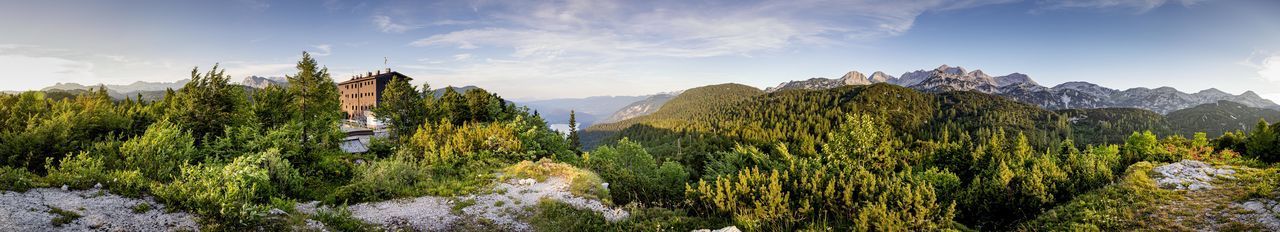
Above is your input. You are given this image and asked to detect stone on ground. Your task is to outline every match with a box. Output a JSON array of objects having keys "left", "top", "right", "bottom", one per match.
[
  {"left": 0, "top": 187, "right": 199, "bottom": 231},
  {"left": 1152, "top": 160, "right": 1235, "bottom": 190}
]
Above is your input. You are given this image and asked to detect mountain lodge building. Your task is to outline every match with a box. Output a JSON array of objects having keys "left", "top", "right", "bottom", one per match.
[{"left": 337, "top": 68, "right": 410, "bottom": 126}]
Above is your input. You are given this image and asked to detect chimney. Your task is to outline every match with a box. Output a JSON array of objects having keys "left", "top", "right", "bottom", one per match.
[
  {"left": 367, "top": 72, "right": 372, "bottom": 77},
  {"left": 386, "top": 68, "right": 391, "bottom": 73},
  {"left": 376, "top": 70, "right": 381, "bottom": 75}
]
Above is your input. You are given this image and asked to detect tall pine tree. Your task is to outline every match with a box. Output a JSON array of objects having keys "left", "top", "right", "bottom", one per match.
[
  {"left": 569, "top": 110, "right": 581, "bottom": 151},
  {"left": 285, "top": 52, "right": 342, "bottom": 156}
]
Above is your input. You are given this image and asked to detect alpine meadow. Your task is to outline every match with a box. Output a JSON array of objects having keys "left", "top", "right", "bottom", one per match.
[{"left": 3, "top": 0, "right": 1280, "bottom": 231}]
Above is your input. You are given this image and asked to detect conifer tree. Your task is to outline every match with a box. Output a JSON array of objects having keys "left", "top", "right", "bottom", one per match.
[
  {"left": 437, "top": 87, "right": 468, "bottom": 124},
  {"left": 285, "top": 52, "right": 342, "bottom": 155},
  {"left": 373, "top": 76, "right": 425, "bottom": 142},
  {"left": 164, "top": 64, "right": 253, "bottom": 144},
  {"left": 253, "top": 84, "right": 291, "bottom": 129},
  {"left": 1246, "top": 119, "right": 1277, "bottom": 161},
  {"left": 568, "top": 110, "right": 581, "bottom": 151}
]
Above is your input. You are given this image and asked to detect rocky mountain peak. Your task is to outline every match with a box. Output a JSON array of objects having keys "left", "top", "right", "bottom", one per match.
[
  {"left": 840, "top": 71, "right": 872, "bottom": 85},
  {"left": 995, "top": 73, "right": 1037, "bottom": 87},
  {"left": 1194, "top": 88, "right": 1230, "bottom": 98},
  {"left": 935, "top": 64, "right": 966, "bottom": 75},
  {"left": 869, "top": 71, "right": 894, "bottom": 83}
]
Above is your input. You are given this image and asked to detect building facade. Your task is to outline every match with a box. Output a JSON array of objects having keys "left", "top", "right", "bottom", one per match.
[{"left": 337, "top": 68, "right": 411, "bottom": 124}]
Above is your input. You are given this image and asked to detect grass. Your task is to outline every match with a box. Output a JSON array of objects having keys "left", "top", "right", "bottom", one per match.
[
  {"left": 48, "top": 205, "right": 82, "bottom": 226},
  {"left": 131, "top": 202, "right": 152, "bottom": 214},
  {"left": 452, "top": 198, "right": 477, "bottom": 215},
  {"left": 525, "top": 199, "right": 612, "bottom": 231},
  {"left": 313, "top": 205, "right": 379, "bottom": 232}
]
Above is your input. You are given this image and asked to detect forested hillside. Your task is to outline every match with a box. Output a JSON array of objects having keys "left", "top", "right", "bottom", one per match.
[
  {"left": 1167, "top": 100, "right": 1280, "bottom": 137},
  {"left": 582, "top": 83, "right": 1280, "bottom": 230}
]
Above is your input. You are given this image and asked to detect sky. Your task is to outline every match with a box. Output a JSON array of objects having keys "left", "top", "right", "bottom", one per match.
[{"left": 1, "top": 0, "right": 1279, "bottom": 101}]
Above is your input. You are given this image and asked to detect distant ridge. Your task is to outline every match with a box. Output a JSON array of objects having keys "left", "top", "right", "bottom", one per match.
[{"left": 764, "top": 64, "right": 1280, "bottom": 114}]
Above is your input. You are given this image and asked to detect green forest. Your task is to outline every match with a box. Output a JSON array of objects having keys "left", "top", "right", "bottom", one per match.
[{"left": 3, "top": 54, "right": 1280, "bottom": 231}]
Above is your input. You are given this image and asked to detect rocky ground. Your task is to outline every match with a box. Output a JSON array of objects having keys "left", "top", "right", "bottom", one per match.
[
  {"left": 0, "top": 186, "right": 199, "bottom": 231},
  {"left": 299, "top": 177, "right": 627, "bottom": 231},
  {"left": 1149, "top": 160, "right": 1280, "bottom": 231}
]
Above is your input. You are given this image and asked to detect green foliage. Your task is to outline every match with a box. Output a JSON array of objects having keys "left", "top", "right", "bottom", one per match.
[
  {"left": 373, "top": 76, "right": 425, "bottom": 142},
  {"left": 313, "top": 205, "right": 379, "bottom": 232},
  {"left": 252, "top": 84, "right": 292, "bottom": 130},
  {"left": 165, "top": 64, "right": 253, "bottom": 143},
  {"left": 1058, "top": 108, "right": 1172, "bottom": 145},
  {"left": 411, "top": 119, "right": 526, "bottom": 165},
  {"left": 119, "top": 121, "right": 195, "bottom": 181},
  {"left": 131, "top": 202, "right": 153, "bottom": 214},
  {"left": 1245, "top": 119, "right": 1280, "bottom": 162},
  {"left": 569, "top": 110, "right": 581, "bottom": 151},
  {"left": 44, "top": 152, "right": 109, "bottom": 189},
  {"left": 286, "top": 52, "right": 344, "bottom": 156},
  {"left": 152, "top": 149, "right": 300, "bottom": 226},
  {"left": 526, "top": 200, "right": 611, "bottom": 231},
  {"left": 0, "top": 165, "right": 43, "bottom": 191},
  {"left": 1020, "top": 162, "right": 1170, "bottom": 231},
  {"left": 330, "top": 154, "right": 489, "bottom": 203},
  {"left": 0, "top": 89, "right": 132, "bottom": 173},
  {"left": 1167, "top": 100, "right": 1280, "bottom": 138},
  {"left": 48, "top": 206, "right": 82, "bottom": 226},
  {"left": 586, "top": 138, "right": 689, "bottom": 204}
]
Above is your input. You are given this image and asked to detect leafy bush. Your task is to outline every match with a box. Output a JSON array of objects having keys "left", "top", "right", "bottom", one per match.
[
  {"left": 586, "top": 138, "right": 689, "bottom": 205},
  {"left": 103, "top": 170, "right": 151, "bottom": 197},
  {"left": 1020, "top": 162, "right": 1169, "bottom": 231},
  {"left": 152, "top": 149, "right": 300, "bottom": 226},
  {"left": 330, "top": 154, "right": 489, "bottom": 203},
  {"left": 526, "top": 199, "right": 611, "bottom": 231},
  {"left": 0, "top": 166, "right": 43, "bottom": 191},
  {"left": 43, "top": 152, "right": 109, "bottom": 189},
  {"left": 120, "top": 121, "right": 195, "bottom": 181},
  {"left": 411, "top": 119, "right": 526, "bottom": 165}
]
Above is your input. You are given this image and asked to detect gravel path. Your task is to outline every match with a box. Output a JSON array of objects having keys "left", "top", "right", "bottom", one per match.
[
  {"left": 0, "top": 187, "right": 199, "bottom": 231},
  {"left": 303, "top": 177, "right": 627, "bottom": 231}
]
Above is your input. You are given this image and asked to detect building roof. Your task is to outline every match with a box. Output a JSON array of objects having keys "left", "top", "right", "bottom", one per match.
[{"left": 337, "top": 69, "right": 412, "bottom": 85}]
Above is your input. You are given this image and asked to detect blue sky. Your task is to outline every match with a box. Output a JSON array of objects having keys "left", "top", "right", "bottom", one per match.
[{"left": 1, "top": 0, "right": 1279, "bottom": 101}]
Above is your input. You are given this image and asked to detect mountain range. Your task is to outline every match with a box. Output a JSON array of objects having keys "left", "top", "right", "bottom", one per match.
[
  {"left": 241, "top": 76, "right": 288, "bottom": 89},
  {"left": 37, "top": 80, "right": 189, "bottom": 101},
  {"left": 766, "top": 64, "right": 1280, "bottom": 114}
]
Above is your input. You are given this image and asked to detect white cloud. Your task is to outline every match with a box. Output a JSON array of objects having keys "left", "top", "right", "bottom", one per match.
[
  {"left": 453, "top": 53, "right": 472, "bottom": 61},
  {"left": 413, "top": 1, "right": 1013, "bottom": 59},
  {"left": 1038, "top": 0, "right": 1207, "bottom": 13},
  {"left": 372, "top": 15, "right": 421, "bottom": 33},
  {"left": 0, "top": 54, "right": 97, "bottom": 90},
  {"left": 404, "top": 0, "right": 1016, "bottom": 98},
  {"left": 1257, "top": 55, "right": 1280, "bottom": 82},
  {"left": 1242, "top": 51, "right": 1280, "bottom": 82},
  {"left": 0, "top": 44, "right": 188, "bottom": 91},
  {"left": 223, "top": 61, "right": 296, "bottom": 79},
  {"left": 311, "top": 44, "right": 333, "bottom": 57}
]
